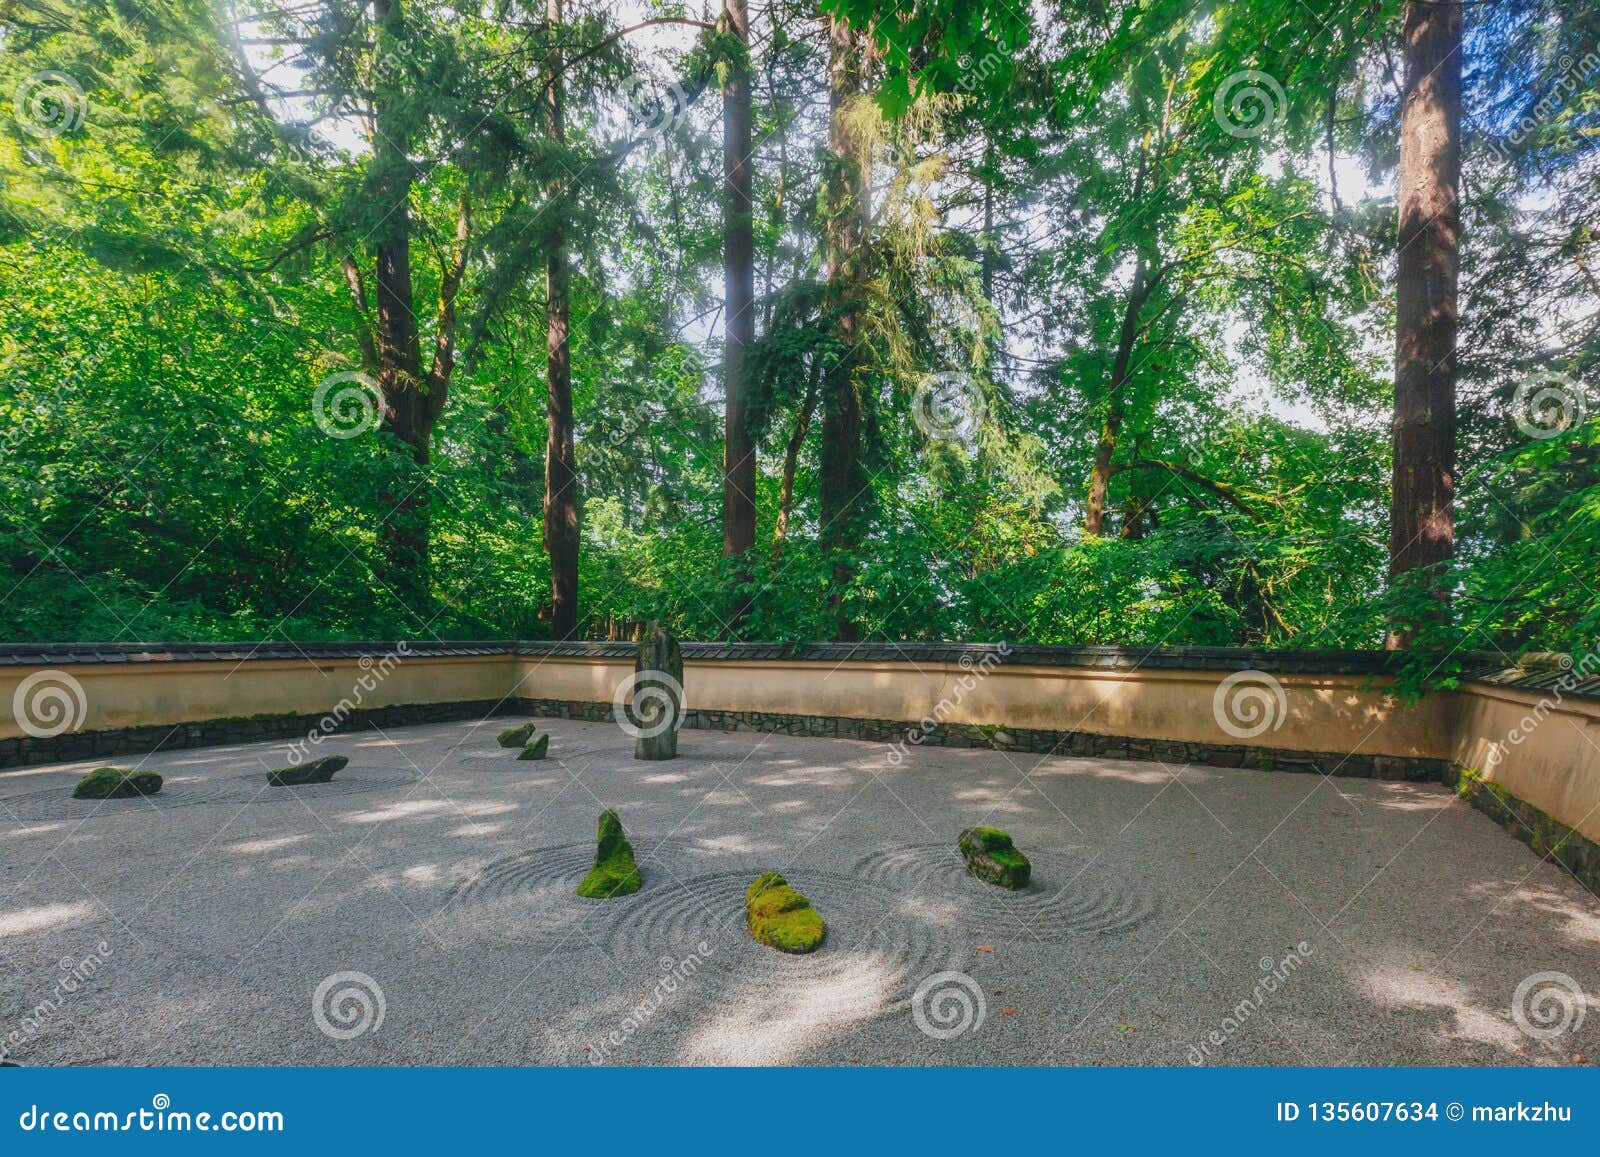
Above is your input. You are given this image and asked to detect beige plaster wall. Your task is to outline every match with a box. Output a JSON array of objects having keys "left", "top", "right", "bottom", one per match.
[
  {"left": 1454, "top": 681, "right": 1600, "bottom": 846},
  {"left": 6, "top": 650, "right": 1596, "bottom": 846},
  {"left": 0, "top": 653, "right": 515, "bottom": 739}
]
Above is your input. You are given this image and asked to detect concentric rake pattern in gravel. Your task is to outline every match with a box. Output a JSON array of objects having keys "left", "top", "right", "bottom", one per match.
[
  {"left": 437, "top": 836, "right": 715, "bottom": 949},
  {"left": 0, "top": 769, "right": 422, "bottom": 822},
  {"left": 604, "top": 869, "right": 966, "bottom": 1012},
  {"left": 852, "top": 843, "right": 1157, "bottom": 939}
]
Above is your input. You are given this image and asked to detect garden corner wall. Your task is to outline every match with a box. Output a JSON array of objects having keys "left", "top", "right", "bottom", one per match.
[{"left": 1, "top": 641, "right": 1596, "bottom": 890}]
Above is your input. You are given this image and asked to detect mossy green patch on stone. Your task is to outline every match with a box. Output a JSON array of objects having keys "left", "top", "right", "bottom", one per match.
[
  {"left": 577, "top": 809, "right": 642, "bottom": 898},
  {"left": 72, "top": 767, "right": 162, "bottom": 800},
  {"left": 267, "top": 755, "right": 348, "bottom": 786},
  {"left": 745, "top": 872, "right": 826, "bottom": 954},
  {"left": 958, "top": 826, "right": 1031, "bottom": 889},
  {"left": 517, "top": 734, "right": 550, "bottom": 761},
  {"left": 497, "top": 722, "right": 536, "bottom": 748}
]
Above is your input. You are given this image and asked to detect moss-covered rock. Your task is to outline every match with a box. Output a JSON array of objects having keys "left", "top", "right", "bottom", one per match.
[
  {"left": 517, "top": 734, "right": 550, "bottom": 761},
  {"left": 72, "top": 767, "right": 162, "bottom": 800},
  {"left": 577, "top": 809, "right": 642, "bottom": 898},
  {"left": 745, "top": 872, "right": 826, "bottom": 954},
  {"left": 267, "top": 755, "right": 348, "bottom": 786},
  {"left": 958, "top": 826, "right": 1031, "bottom": 889},
  {"left": 497, "top": 722, "right": 536, "bottom": 748}
]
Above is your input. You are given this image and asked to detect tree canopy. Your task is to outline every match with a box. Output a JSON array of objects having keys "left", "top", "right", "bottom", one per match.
[{"left": 0, "top": 0, "right": 1594, "bottom": 673}]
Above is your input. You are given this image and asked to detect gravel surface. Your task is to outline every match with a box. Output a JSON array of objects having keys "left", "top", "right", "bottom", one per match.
[{"left": 1, "top": 717, "right": 1596, "bottom": 1066}]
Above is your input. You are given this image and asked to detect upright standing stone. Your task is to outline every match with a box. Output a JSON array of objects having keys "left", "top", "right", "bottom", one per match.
[{"left": 633, "top": 622, "right": 683, "bottom": 761}]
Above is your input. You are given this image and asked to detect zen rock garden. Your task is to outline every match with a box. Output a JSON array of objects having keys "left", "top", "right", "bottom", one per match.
[{"left": 13, "top": 709, "right": 1600, "bottom": 1068}]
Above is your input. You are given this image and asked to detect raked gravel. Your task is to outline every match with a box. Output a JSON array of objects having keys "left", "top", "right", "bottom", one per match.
[{"left": 1, "top": 716, "right": 1596, "bottom": 1066}]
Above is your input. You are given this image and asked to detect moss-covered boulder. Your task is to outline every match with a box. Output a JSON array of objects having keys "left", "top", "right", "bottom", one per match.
[
  {"left": 497, "top": 722, "right": 536, "bottom": 748},
  {"left": 72, "top": 767, "right": 162, "bottom": 800},
  {"left": 267, "top": 755, "right": 348, "bottom": 786},
  {"left": 745, "top": 872, "right": 826, "bottom": 954},
  {"left": 958, "top": 826, "right": 1031, "bottom": 889},
  {"left": 577, "top": 809, "right": 642, "bottom": 898},
  {"left": 517, "top": 734, "right": 550, "bottom": 761}
]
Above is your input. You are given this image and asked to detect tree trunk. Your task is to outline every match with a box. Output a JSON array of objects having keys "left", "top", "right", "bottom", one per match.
[
  {"left": 720, "top": 0, "right": 757, "bottom": 566},
  {"left": 819, "top": 15, "right": 869, "bottom": 642},
  {"left": 369, "top": 0, "right": 431, "bottom": 613},
  {"left": 543, "top": 0, "right": 580, "bottom": 639},
  {"left": 1084, "top": 255, "right": 1153, "bottom": 537},
  {"left": 774, "top": 360, "right": 821, "bottom": 549},
  {"left": 1388, "top": 0, "right": 1461, "bottom": 647}
]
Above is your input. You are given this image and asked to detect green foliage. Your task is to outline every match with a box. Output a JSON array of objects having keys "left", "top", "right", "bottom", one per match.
[{"left": 0, "top": 0, "right": 1590, "bottom": 664}]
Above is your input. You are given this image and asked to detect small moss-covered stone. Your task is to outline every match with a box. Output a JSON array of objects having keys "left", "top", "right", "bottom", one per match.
[
  {"left": 72, "top": 767, "right": 162, "bottom": 800},
  {"left": 517, "top": 734, "right": 550, "bottom": 761},
  {"left": 497, "top": 722, "right": 536, "bottom": 748},
  {"left": 958, "top": 826, "right": 1031, "bottom": 889},
  {"left": 745, "top": 872, "right": 826, "bottom": 954},
  {"left": 577, "top": 809, "right": 642, "bottom": 898},
  {"left": 267, "top": 755, "right": 348, "bottom": 786}
]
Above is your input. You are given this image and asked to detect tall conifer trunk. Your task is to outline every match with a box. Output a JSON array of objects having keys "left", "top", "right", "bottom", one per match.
[{"left": 1388, "top": 0, "right": 1461, "bottom": 646}]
